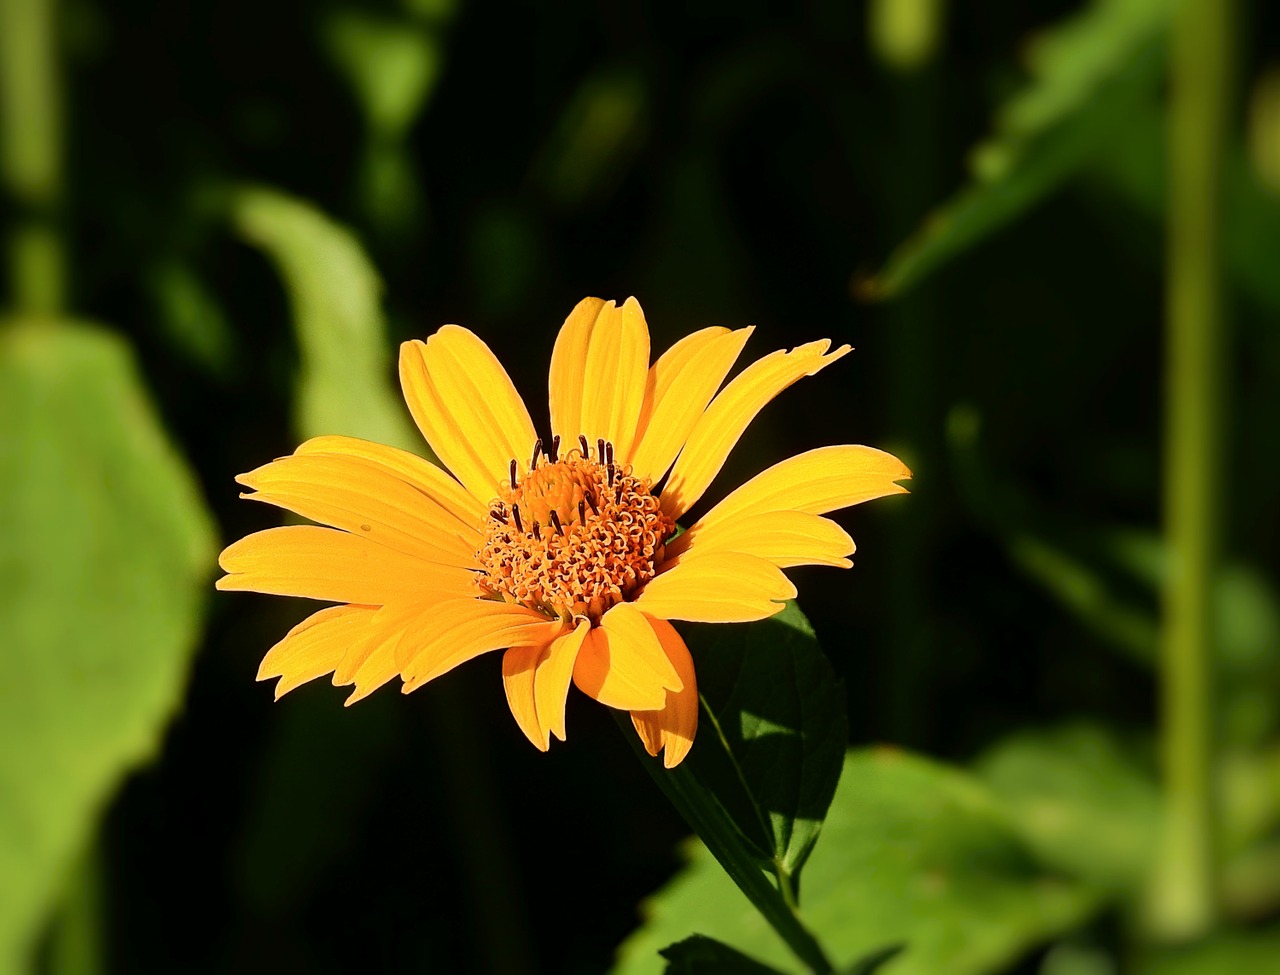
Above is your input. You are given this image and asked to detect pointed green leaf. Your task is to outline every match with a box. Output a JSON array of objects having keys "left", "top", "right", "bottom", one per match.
[
  {"left": 659, "top": 935, "right": 788, "bottom": 974},
  {"left": 0, "top": 320, "right": 216, "bottom": 970}
]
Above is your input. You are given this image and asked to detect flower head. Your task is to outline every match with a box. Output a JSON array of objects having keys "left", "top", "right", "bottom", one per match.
[{"left": 218, "top": 297, "right": 910, "bottom": 766}]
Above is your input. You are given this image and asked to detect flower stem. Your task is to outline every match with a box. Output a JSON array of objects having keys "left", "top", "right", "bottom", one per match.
[
  {"left": 1145, "top": 0, "right": 1233, "bottom": 940},
  {"left": 0, "top": 0, "right": 65, "bottom": 315}
]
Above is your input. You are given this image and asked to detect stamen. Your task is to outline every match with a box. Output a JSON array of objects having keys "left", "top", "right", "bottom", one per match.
[
  {"left": 489, "top": 505, "right": 508, "bottom": 524},
  {"left": 607, "top": 462, "right": 615, "bottom": 486},
  {"left": 615, "top": 484, "right": 623, "bottom": 504},
  {"left": 597, "top": 438, "right": 606, "bottom": 462},
  {"left": 530, "top": 438, "right": 543, "bottom": 470},
  {"left": 585, "top": 492, "right": 599, "bottom": 515},
  {"left": 512, "top": 503, "right": 523, "bottom": 534},
  {"left": 509, "top": 458, "right": 518, "bottom": 489},
  {"left": 605, "top": 441, "right": 614, "bottom": 465},
  {"left": 578, "top": 500, "right": 586, "bottom": 523},
  {"left": 549, "top": 434, "right": 561, "bottom": 462},
  {"left": 578, "top": 434, "right": 589, "bottom": 457},
  {"left": 532, "top": 520, "right": 542, "bottom": 541},
  {"left": 549, "top": 510, "right": 564, "bottom": 536}
]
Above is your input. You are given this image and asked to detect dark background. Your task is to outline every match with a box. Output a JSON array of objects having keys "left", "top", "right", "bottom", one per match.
[{"left": 25, "top": 0, "right": 1277, "bottom": 971}]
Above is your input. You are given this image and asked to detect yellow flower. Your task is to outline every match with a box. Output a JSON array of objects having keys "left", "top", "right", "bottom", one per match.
[{"left": 218, "top": 297, "right": 910, "bottom": 767}]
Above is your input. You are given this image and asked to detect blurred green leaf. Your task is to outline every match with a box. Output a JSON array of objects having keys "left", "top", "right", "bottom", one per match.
[
  {"left": 1140, "top": 928, "right": 1280, "bottom": 974},
  {"left": 861, "top": 0, "right": 1171, "bottom": 299},
  {"left": 616, "top": 749, "right": 1099, "bottom": 975},
  {"left": 624, "top": 602, "right": 846, "bottom": 972},
  {"left": 976, "top": 724, "right": 1160, "bottom": 893},
  {"left": 229, "top": 185, "right": 422, "bottom": 451},
  {"left": 0, "top": 319, "right": 216, "bottom": 971},
  {"left": 659, "top": 935, "right": 787, "bottom": 974},
  {"left": 145, "top": 260, "right": 235, "bottom": 378}
]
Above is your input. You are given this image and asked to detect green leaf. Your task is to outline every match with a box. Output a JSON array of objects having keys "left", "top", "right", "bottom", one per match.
[
  {"left": 229, "top": 186, "right": 422, "bottom": 449},
  {"left": 0, "top": 320, "right": 216, "bottom": 970},
  {"left": 861, "top": 0, "right": 1172, "bottom": 300},
  {"left": 682, "top": 602, "right": 849, "bottom": 881},
  {"left": 659, "top": 935, "right": 788, "bottom": 974},
  {"left": 615, "top": 749, "right": 1099, "bottom": 975},
  {"left": 1141, "top": 928, "right": 1280, "bottom": 975},
  {"left": 975, "top": 724, "right": 1161, "bottom": 893},
  {"left": 622, "top": 601, "right": 846, "bottom": 972}
]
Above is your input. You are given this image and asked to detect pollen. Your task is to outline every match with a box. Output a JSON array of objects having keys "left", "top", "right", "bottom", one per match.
[{"left": 477, "top": 440, "right": 674, "bottom": 623}]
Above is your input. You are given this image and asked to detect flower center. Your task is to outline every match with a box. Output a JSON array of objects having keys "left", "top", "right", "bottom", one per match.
[{"left": 476, "top": 436, "right": 673, "bottom": 624}]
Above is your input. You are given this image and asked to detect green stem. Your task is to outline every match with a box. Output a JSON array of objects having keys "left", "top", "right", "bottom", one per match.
[
  {"left": 1146, "top": 0, "right": 1233, "bottom": 941},
  {"left": 47, "top": 845, "right": 103, "bottom": 975},
  {"left": 0, "top": 0, "right": 65, "bottom": 314}
]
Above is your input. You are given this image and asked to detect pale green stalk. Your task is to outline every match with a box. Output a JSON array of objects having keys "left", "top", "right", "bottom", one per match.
[{"left": 1146, "top": 0, "right": 1233, "bottom": 940}]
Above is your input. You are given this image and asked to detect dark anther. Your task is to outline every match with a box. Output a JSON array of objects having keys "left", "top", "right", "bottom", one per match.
[
  {"left": 605, "top": 441, "right": 614, "bottom": 465},
  {"left": 607, "top": 462, "right": 615, "bottom": 487},
  {"left": 509, "top": 458, "right": 518, "bottom": 489},
  {"left": 549, "top": 510, "right": 564, "bottom": 536},
  {"left": 597, "top": 438, "right": 606, "bottom": 462},
  {"left": 615, "top": 484, "right": 623, "bottom": 504},
  {"left": 530, "top": 438, "right": 543, "bottom": 470},
  {"left": 578, "top": 500, "right": 586, "bottom": 523},
  {"left": 549, "top": 434, "right": 561, "bottom": 462},
  {"left": 585, "top": 491, "right": 599, "bottom": 515},
  {"left": 578, "top": 434, "right": 589, "bottom": 457},
  {"left": 532, "top": 520, "right": 542, "bottom": 541},
  {"left": 489, "top": 505, "right": 508, "bottom": 524},
  {"left": 512, "top": 504, "right": 524, "bottom": 533}
]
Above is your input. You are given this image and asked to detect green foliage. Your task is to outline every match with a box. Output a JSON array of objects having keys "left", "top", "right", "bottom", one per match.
[
  {"left": 625, "top": 602, "right": 847, "bottom": 972},
  {"left": 0, "top": 320, "right": 216, "bottom": 970},
  {"left": 659, "top": 935, "right": 787, "bottom": 975},
  {"left": 230, "top": 186, "right": 422, "bottom": 449},
  {"left": 616, "top": 749, "right": 1099, "bottom": 975},
  {"left": 862, "top": 0, "right": 1173, "bottom": 299}
]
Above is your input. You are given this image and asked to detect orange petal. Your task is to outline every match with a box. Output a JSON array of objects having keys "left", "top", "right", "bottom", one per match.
[
  {"left": 398, "top": 597, "right": 564, "bottom": 691},
  {"left": 627, "top": 326, "right": 754, "bottom": 483},
  {"left": 664, "top": 510, "right": 855, "bottom": 569},
  {"left": 294, "top": 435, "right": 486, "bottom": 530},
  {"left": 660, "top": 340, "right": 851, "bottom": 521},
  {"left": 548, "top": 297, "right": 650, "bottom": 461},
  {"left": 630, "top": 617, "right": 699, "bottom": 768},
  {"left": 571, "top": 603, "right": 681, "bottom": 711},
  {"left": 635, "top": 552, "right": 796, "bottom": 623},
  {"left": 501, "top": 620, "right": 590, "bottom": 750},
  {"left": 535, "top": 620, "right": 591, "bottom": 742},
  {"left": 217, "top": 526, "right": 476, "bottom": 604},
  {"left": 333, "top": 600, "right": 427, "bottom": 703},
  {"left": 399, "top": 326, "right": 537, "bottom": 504},
  {"left": 693, "top": 444, "right": 911, "bottom": 534},
  {"left": 502, "top": 644, "right": 545, "bottom": 749},
  {"left": 257, "top": 604, "right": 376, "bottom": 699},
  {"left": 237, "top": 452, "right": 479, "bottom": 566}
]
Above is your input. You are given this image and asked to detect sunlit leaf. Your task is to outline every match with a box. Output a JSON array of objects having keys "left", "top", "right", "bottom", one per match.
[
  {"left": 976, "top": 724, "right": 1160, "bottom": 893},
  {"left": 861, "top": 0, "right": 1172, "bottom": 299},
  {"left": 229, "top": 185, "right": 422, "bottom": 452},
  {"left": 0, "top": 320, "right": 216, "bottom": 970},
  {"left": 615, "top": 749, "right": 1099, "bottom": 975}
]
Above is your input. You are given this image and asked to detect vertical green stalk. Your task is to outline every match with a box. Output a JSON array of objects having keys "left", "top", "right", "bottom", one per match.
[
  {"left": 0, "top": 0, "right": 64, "bottom": 315},
  {"left": 1146, "top": 0, "right": 1233, "bottom": 941}
]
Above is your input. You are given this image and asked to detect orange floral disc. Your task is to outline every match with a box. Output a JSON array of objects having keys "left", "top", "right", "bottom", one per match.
[{"left": 478, "top": 437, "right": 674, "bottom": 623}]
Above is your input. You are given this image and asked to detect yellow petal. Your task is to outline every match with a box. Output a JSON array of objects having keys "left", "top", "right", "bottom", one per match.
[
  {"left": 548, "top": 297, "right": 650, "bottom": 460},
  {"left": 501, "top": 620, "right": 590, "bottom": 750},
  {"left": 630, "top": 617, "right": 699, "bottom": 768},
  {"left": 502, "top": 644, "right": 545, "bottom": 750},
  {"left": 571, "top": 603, "right": 681, "bottom": 711},
  {"left": 237, "top": 453, "right": 479, "bottom": 566},
  {"left": 535, "top": 620, "right": 591, "bottom": 742},
  {"left": 398, "top": 597, "right": 564, "bottom": 691},
  {"left": 333, "top": 600, "right": 425, "bottom": 702},
  {"left": 217, "top": 526, "right": 476, "bottom": 604},
  {"left": 665, "top": 510, "right": 855, "bottom": 569},
  {"left": 257, "top": 604, "right": 375, "bottom": 699},
  {"left": 294, "top": 435, "right": 486, "bottom": 530},
  {"left": 635, "top": 552, "right": 796, "bottom": 623},
  {"left": 627, "top": 326, "right": 754, "bottom": 483},
  {"left": 693, "top": 444, "right": 912, "bottom": 534},
  {"left": 399, "top": 326, "right": 537, "bottom": 504},
  {"left": 660, "top": 340, "right": 851, "bottom": 521}
]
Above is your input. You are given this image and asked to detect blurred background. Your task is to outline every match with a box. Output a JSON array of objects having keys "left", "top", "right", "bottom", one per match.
[{"left": 3, "top": 0, "right": 1279, "bottom": 972}]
